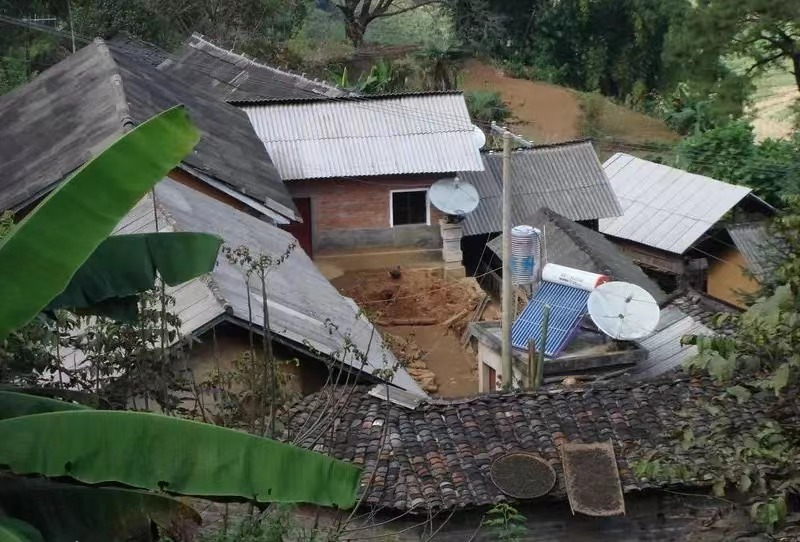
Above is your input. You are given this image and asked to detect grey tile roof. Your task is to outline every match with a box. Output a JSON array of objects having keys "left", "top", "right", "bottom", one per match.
[
  {"left": 487, "top": 208, "right": 666, "bottom": 304},
  {"left": 240, "top": 93, "right": 484, "bottom": 180},
  {"left": 107, "top": 32, "right": 169, "bottom": 68},
  {"left": 627, "top": 290, "right": 740, "bottom": 379},
  {"left": 164, "top": 33, "right": 352, "bottom": 102},
  {"left": 599, "top": 154, "right": 756, "bottom": 254},
  {"left": 460, "top": 141, "right": 622, "bottom": 237},
  {"left": 284, "top": 375, "right": 789, "bottom": 512},
  {"left": 728, "top": 222, "right": 783, "bottom": 281},
  {"left": 0, "top": 39, "right": 297, "bottom": 221},
  {"left": 116, "top": 179, "right": 425, "bottom": 397}
]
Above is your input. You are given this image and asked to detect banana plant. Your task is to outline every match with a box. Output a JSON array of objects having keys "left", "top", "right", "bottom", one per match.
[{"left": 0, "top": 106, "right": 362, "bottom": 540}]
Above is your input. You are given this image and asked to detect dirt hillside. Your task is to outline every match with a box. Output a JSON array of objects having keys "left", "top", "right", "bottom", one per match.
[{"left": 461, "top": 59, "right": 679, "bottom": 149}]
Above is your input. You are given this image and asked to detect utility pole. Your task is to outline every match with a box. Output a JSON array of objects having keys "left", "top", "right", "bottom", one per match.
[
  {"left": 500, "top": 130, "right": 513, "bottom": 389},
  {"left": 490, "top": 123, "right": 533, "bottom": 391}
]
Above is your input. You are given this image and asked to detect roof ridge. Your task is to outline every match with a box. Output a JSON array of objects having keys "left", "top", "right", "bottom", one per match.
[
  {"left": 420, "top": 374, "right": 698, "bottom": 406},
  {"left": 228, "top": 90, "right": 463, "bottom": 106},
  {"left": 94, "top": 38, "right": 135, "bottom": 132},
  {"left": 189, "top": 32, "right": 347, "bottom": 96},
  {"left": 480, "top": 138, "right": 593, "bottom": 155},
  {"left": 541, "top": 208, "right": 615, "bottom": 274}
]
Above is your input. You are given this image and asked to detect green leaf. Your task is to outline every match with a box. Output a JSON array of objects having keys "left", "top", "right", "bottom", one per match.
[
  {"left": 46, "top": 232, "right": 222, "bottom": 321},
  {"left": 0, "top": 391, "right": 90, "bottom": 420},
  {"left": 0, "top": 518, "right": 43, "bottom": 542},
  {"left": 0, "top": 476, "right": 199, "bottom": 542},
  {"left": 0, "top": 106, "right": 199, "bottom": 341},
  {"left": 712, "top": 478, "right": 726, "bottom": 497},
  {"left": 707, "top": 352, "right": 736, "bottom": 381},
  {"left": 0, "top": 411, "right": 361, "bottom": 508},
  {"left": 725, "top": 385, "right": 752, "bottom": 404},
  {"left": 773, "top": 364, "right": 790, "bottom": 395},
  {"left": 0, "top": 386, "right": 109, "bottom": 408}
]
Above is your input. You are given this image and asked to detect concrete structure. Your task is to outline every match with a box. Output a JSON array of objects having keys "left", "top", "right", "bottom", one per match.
[{"left": 468, "top": 321, "right": 645, "bottom": 392}]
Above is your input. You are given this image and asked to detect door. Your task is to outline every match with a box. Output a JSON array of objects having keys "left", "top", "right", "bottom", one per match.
[{"left": 282, "top": 197, "right": 313, "bottom": 258}]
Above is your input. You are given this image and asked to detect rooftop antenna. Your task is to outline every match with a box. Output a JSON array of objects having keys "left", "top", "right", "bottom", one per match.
[
  {"left": 429, "top": 176, "right": 480, "bottom": 217},
  {"left": 587, "top": 281, "right": 660, "bottom": 340}
]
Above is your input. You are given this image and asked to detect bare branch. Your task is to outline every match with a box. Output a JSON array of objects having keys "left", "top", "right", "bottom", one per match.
[{"left": 371, "top": 0, "right": 444, "bottom": 20}]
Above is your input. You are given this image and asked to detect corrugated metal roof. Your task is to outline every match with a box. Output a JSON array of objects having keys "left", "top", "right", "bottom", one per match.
[
  {"left": 460, "top": 141, "right": 622, "bottom": 237},
  {"left": 629, "top": 306, "right": 710, "bottom": 380},
  {"left": 727, "top": 222, "right": 776, "bottom": 281},
  {"left": 151, "top": 180, "right": 425, "bottom": 396},
  {"left": 599, "top": 154, "right": 752, "bottom": 254},
  {"left": 627, "top": 289, "right": 741, "bottom": 380},
  {"left": 241, "top": 93, "right": 484, "bottom": 179},
  {"left": 63, "top": 180, "right": 424, "bottom": 396}
]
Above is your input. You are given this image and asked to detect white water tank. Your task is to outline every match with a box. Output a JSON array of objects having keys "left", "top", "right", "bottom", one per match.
[
  {"left": 541, "top": 263, "right": 610, "bottom": 291},
  {"left": 510, "top": 226, "right": 541, "bottom": 285}
]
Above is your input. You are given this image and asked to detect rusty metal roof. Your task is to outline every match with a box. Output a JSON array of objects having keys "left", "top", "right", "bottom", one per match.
[{"left": 240, "top": 93, "right": 484, "bottom": 180}]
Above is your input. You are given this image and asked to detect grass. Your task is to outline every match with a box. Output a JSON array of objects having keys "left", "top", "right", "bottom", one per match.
[{"left": 286, "top": 2, "right": 457, "bottom": 66}]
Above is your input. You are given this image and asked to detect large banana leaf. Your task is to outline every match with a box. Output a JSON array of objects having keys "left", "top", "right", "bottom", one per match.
[
  {"left": 0, "top": 476, "right": 200, "bottom": 542},
  {"left": 0, "top": 411, "right": 361, "bottom": 509},
  {"left": 0, "top": 106, "right": 199, "bottom": 341},
  {"left": 0, "top": 391, "right": 89, "bottom": 421},
  {"left": 0, "top": 387, "right": 108, "bottom": 409},
  {"left": 0, "top": 518, "right": 43, "bottom": 542},
  {"left": 46, "top": 232, "right": 223, "bottom": 322}
]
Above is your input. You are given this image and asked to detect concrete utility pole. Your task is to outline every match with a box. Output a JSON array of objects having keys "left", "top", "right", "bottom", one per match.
[
  {"left": 500, "top": 130, "right": 513, "bottom": 389},
  {"left": 490, "top": 123, "right": 533, "bottom": 391}
]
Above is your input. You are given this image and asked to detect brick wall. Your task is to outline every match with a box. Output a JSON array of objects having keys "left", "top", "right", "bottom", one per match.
[{"left": 287, "top": 175, "right": 447, "bottom": 252}]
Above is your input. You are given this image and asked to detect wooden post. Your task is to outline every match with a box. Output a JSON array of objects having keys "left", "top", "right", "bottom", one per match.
[
  {"left": 528, "top": 339, "right": 537, "bottom": 389},
  {"left": 536, "top": 305, "right": 551, "bottom": 388}
]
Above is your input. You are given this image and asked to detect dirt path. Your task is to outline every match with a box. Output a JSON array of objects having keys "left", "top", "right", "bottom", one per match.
[{"left": 384, "top": 325, "right": 478, "bottom": 397}]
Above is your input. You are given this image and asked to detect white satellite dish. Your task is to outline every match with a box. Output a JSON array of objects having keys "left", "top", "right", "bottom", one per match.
[
  {"left": 587, "top": 281, "right": 660, "bottom": 340},
  {"left": 471, "top": 125, "right": 487, "bottom": 149},
  {"left": 429, "top": 176, "right": 480, "bottom": 216}
]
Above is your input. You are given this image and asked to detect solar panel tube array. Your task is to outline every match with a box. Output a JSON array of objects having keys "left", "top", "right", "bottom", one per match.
[{"left": 511, "top": 281, "right": 591, "bottom": 357}]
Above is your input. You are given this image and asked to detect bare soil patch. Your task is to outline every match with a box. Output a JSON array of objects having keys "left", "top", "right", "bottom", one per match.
[{"left": 331, "top": 268, "right": 491, "bottom": 396}]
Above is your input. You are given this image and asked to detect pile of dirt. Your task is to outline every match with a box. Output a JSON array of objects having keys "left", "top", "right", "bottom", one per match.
[{"left": 333, "top": 268, "right": 485, "bottom": 325}]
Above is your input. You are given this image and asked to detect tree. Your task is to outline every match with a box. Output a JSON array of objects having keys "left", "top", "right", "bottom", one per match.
[
  {"left": 676, "top": 121, "right": 800, "bottom": 206},
  {"left": 684, "top": 0, "right": 800, "bottom": 92},
  {"left": 333, "top": 0, "right": 444, "bottom": 48},
  {"left": 635, "top": 200, "right": 800, "bottom": 534}
]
